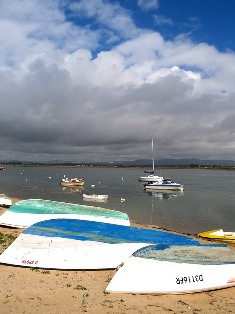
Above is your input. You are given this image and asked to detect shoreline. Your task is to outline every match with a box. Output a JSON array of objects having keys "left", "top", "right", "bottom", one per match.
[
  {"left": 2, "top": 163, "right": 235, "bottom": 170},
  {"left": 1, "top": 199, "right": 235, "bottom": 313}
]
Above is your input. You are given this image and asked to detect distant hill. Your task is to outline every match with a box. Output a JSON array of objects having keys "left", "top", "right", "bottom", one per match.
[{"left": 133, "top": 158, "right": 235, "bottom": 167}]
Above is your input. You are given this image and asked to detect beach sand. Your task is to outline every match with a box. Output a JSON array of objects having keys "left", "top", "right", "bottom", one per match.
[{"left": 0, "top": 200, "right": 235, "bottom": 313}]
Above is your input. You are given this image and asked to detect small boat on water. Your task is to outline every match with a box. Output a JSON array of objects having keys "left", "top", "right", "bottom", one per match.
[
  {"left": 139, "top": 171, "right": 164, "bottom": 183},
  {"left": 198, "top": 229, "right": 235, "bottom": 241},
  {"left": 83, "top": 193, "right": 108, "bottom": 201},
  {"left": 60, "top": 178, "right": 85, "bottom": 187},
  {"left": 144, "top": 178, "right": 184, "bottom": 191},
  {"left": 0, "top": 166, "right": 4, "bottom": 170}
]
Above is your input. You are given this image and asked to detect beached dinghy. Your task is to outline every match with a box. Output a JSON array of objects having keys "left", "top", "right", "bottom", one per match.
[
  {"left": 198, "top": 229, "right": 235, "bottom": 241},
  {"left": 106, "top": 244, "right": 235, "bottom": 294},
  {"left": 0, "top": 194, "right": 12, "bottom": 207},
  {"left": 0, "top": 218, "right": 205, "bottom": 270},
  {"left": 0, "top": 199, "right": 130, "bottom": 228}
]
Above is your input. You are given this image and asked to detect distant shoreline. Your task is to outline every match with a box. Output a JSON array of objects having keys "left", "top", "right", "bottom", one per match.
[{"left": 1, "top": 163, "right": 235, "bottom": 170}]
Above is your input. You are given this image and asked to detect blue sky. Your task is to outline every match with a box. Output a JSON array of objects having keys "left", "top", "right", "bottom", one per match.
[
  {"left": 139, "top": 0, "right": 235, "bottom": 52},
  {"left": 0, "top": 0, "right": 235, "bottom": 162}
]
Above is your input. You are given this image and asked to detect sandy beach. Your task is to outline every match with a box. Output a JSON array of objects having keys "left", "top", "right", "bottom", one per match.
[{"left": 1, "top": 200, "right": 235, "bottom": 313}]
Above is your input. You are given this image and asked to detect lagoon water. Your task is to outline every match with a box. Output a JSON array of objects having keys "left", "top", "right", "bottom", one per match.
[{"left": 1, "top": 166, "right": 235, "bottom": 234}]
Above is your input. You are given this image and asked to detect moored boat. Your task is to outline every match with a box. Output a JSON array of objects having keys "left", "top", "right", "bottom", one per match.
[
  {"left": 144, "top": 178, "right": 184, "bottom": 191},
  {"left": 60, "top": 178, "right": 85, "bottom": 187},
  {"left": 138, "top": 137, "right": 164, "bottom": 182},
  {"left": 139, "top": 172, "right": 164, "bottom": 183},
  {"left": 198, "top": 229, "right": 235, "bottom": 241},
  {"left": 83, "top": 193, "right": 108, "bottom": 201}
]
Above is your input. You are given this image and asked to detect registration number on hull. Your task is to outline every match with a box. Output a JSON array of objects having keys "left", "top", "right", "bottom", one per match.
[{"left": 176, "top": 275, "right": 203, "bottom": 284}]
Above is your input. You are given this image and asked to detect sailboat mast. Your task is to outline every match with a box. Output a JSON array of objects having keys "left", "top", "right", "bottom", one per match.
[{"left": 152, "top": 136, "right": 154, "bottom": 173}]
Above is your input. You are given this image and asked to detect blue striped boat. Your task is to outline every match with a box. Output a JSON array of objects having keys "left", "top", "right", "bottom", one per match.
[{"left": 0, "top": 218, "right": 226, "bottom": 270}]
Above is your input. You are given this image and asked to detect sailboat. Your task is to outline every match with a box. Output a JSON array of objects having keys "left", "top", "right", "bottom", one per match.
[{"left": 138, "top": 137, "right": 164, "bottom": 182}]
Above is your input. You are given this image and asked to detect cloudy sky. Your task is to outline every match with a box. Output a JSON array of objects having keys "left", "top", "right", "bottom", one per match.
[{"left": 1, "top": 0, "right": 235, "bottom": 162}]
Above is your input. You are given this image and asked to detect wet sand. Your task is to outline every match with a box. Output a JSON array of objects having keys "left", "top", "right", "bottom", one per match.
[{"left": 0, "top": 199, "right": 235, "bottom": 313}]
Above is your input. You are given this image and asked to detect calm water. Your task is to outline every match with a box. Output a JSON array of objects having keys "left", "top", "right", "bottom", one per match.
[{"left": 1, "top": 166, "right": 235, "bottom": 234}]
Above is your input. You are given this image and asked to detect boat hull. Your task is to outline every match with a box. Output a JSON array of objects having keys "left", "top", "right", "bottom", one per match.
[
  {"left": 0, "top": 199, "right": 130, "bottom": 228},
  {"left": 0, "top": 218, "right": 202, "bottom": 270},
  {"left": 106, "top": 244, "right": 235, "bottom": 294},
  {"left": 198, "top": 229, "right": 235, "bottom": 241},
  {"left": 0, "top": 194, "right": 12, "bottom": 207},
  {"left": 144, "top": 184, "right": 184, "bottom": 191},
  {"left": 83, "top": 194, "right": 108, "bottom": 200},
  {"left": 60, "top": 181, "right": 84, "bottom": 187},
  {"left": 138, "top": 176, "right": 164, "bottom": 182},
  {"left": 106, "top": 256, "right": 235, "bottom": 294}
]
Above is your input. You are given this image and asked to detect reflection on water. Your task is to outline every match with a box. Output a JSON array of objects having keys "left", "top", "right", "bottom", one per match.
[
  {"left": 83, "top": 198, "right": 108, "bottom": 204},
  {"left": 146, "top": 190, "right": 184, "bottom": 200},
  {"left": 60, "top": 186, "right": 84, "bottom": 193},
  {"left": 1, "top": 166, "right": 235, "bottom": 234}
]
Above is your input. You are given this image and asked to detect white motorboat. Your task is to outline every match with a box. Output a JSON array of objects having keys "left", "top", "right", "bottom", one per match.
[
  {"left": 138, "top": 137, "right": 163, "bottom": 182},
  {"left": 144, "top": 178, "right": 184, "bottom": 191},
  {"left": 83, "top": 193, "right": 108, "bottom": 201}
]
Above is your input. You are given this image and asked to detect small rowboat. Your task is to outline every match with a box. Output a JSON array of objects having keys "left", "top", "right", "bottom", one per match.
[
  {"left": 83, "top": 193, "right": 108, "bottom": 201},
  {"left": 60, "top": 178, "right": 85, "bottom": 187},
  {"left": 0, "top": 194, "right": 12, "bottom": 207},
  {"left": 198, "top": 229, "right": 235, "bottom": 241},
  {"left": 106, "top": 244, "right": 235, "bottom": 294}
]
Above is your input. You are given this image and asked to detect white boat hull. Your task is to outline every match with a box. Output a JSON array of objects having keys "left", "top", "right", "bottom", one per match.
[
  {"left": 60, "top": 178, "right": 85, "bottom": 186},
  {"left": 0, "top": 234, "right": 147, "bottom": 270},
  {"left": 144, "top": 184, "right": 184, "bottom": 191},
  {"left": 83, "top": 194, "right": 108, "bottom": 200},
  {"left": 138, "top": 176, "right": 164, "bottom": 182},
  {"left": 0, "top": 194, "right": 12, "bottom": 207},
  {"left": 106, "top": 256, "right": 235, "bottom": 294}
]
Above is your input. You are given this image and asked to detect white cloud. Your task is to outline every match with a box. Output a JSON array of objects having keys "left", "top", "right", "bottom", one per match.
[
  {"left": 154, "top": 14, "right": 173, "bottom": 25},
  {"left": 70, "top": 0, "right": 140, "bottom": 40},
  {"left": 137, "top": 0, "right": 159, "bottom": 11}
]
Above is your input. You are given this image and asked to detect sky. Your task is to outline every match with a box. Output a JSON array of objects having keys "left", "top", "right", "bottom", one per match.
[{"left": 1, "top": 0, "right": 235, "bottom": 162}]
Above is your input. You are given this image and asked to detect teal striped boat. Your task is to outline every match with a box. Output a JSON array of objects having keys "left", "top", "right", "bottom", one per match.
[{"left": 0, "top": 199, "right": 130, "bottom": 228}]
